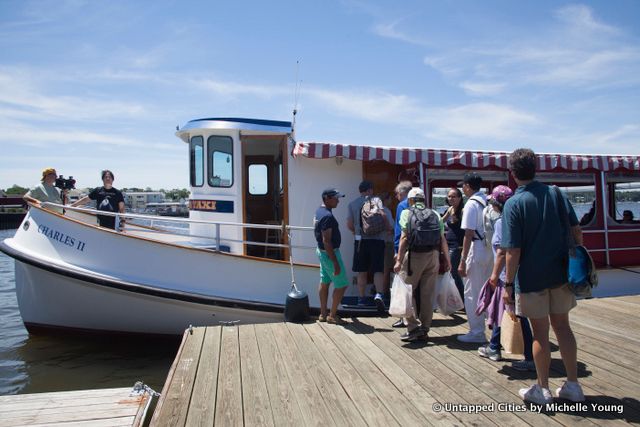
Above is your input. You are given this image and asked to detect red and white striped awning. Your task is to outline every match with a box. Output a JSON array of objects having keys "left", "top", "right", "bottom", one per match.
[{"left": 292, "top": 141, "right": 640, "bottom": 172}]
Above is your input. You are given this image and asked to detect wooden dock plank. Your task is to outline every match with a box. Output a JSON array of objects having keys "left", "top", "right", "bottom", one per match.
[
  {"left": 253, "top": 323, "right": 305, "bottom": 427},
  {"left": 185, "top": 326, "right": 222, "bottom": 427},
  {"left": 269, "top": 322, "right": 334, "bottom": 426},
  {"left": 0, "top": 387, "right": 147, "bottom": 427},
  {"left": 431, "top": 312, "right": 628, "bottom": 426},
  {"left": 351, "top": 317, "right": 498, "bottom": 426},
  {"left": 318, "top": 321, "right": 426, "bottom": 426},
  {"left": 149, "top": 295, "right": 640, "bottom": 426},
  {"left": 302, "top": 322, "right": 400, "bottom": 427},
  {"left": 238, "top": 324, "right": 275, "bottom": 427},
  {"left": 150, "top": 327, "right": 205, "bottom": 427},
  {"left": 214, "top": 326, "right": 243, "bottom": 427},
  {"left": 284, "top": 322, "right": 367, "bottom": 427},
  {"left": 335, "top": 320, "right": 459, "bottom": 426}
]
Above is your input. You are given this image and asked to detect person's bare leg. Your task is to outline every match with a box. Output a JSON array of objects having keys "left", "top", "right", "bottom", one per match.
[
  {"left": 550, "top": 312, "right": 578, "bottom": 382},
  {"left": 330, "top": 287, "right": 348, "bottom": 318},
  {"left": 529, "top": 317, "right": 551, "bottom": 389},
  {"left": 357, "top": 272, "right": 367, "bottom": 297},
  {"left": 318, "top": 282, "right": 329, "bottom": 317},
  {"left": 373, "top": 272, "right": 384, "bottom": 294}
]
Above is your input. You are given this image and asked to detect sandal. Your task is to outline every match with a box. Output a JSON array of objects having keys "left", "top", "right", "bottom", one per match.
[
  {"left": 327, "top": 316, "right": 345, "bottom": 325},
  {"left": 318, "top": 314, "right": 327, "bottom": 322}
]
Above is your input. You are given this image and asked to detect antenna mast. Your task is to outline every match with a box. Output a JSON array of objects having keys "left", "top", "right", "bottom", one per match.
[{"left": 292, "top": 60, "right": 301, "bottom": 132}]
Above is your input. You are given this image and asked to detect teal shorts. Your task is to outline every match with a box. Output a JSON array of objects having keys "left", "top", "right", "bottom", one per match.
[{"left": 316, "top": 248, "right": 349, "bottom": 288}]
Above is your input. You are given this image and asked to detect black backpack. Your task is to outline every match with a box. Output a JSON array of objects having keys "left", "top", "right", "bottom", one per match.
[{"left": 407, "top": 206, "right": 441, "bottom": 252}]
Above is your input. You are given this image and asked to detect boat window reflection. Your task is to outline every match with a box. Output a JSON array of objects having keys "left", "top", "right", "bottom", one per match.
[
  {"left": 248, "top": 164, "right": 268, "bottom": 195},
  {"left": 208, "top": 136, "right": 233, "bottom": 187},
  {"left": 190, "top": 136, "right": 204, "bottom": 187}
]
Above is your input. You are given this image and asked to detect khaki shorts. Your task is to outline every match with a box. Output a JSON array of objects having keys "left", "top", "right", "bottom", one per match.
[{"left": 516, "top": 283, "right": 576, "bottom": 319}]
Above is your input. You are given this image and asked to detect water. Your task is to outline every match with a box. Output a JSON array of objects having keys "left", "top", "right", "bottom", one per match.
[{"left": 0, "top": 229, "right": 179, "bottom": 396}]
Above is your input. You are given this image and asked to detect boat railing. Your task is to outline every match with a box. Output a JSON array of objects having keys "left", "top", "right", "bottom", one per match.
[{"left": 41, "top": 203, "right": 317, "bottom": 254}]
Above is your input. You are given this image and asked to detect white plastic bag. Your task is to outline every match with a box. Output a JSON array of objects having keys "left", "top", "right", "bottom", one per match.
[
  {"left": 389, "top": 274, "right": 413, "bottom": 318},
  {"left": 436, "top": 272, "right": 464, "bottom": 316}
]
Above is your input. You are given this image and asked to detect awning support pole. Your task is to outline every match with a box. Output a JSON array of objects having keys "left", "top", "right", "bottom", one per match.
[{"left": 600, "top": 171, "right": 611, "bottom": 267}]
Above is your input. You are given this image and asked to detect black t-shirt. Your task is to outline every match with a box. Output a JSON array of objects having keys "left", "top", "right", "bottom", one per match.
[
  {"left": 445, "top": 212, "right": 465, "bottom": 249},
  {"left": 314, "top": 205, "right": 341, "bottom": 250},
  {"left": 89, "top": 186, "right": 124, "bottom": 229}
]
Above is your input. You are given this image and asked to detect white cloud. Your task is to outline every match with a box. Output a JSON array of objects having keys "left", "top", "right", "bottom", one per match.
[
  {"left": 418, "top": 5, "right": 640, "bottom": 93},
  {"left": 373, "top": 20, "right": 431, "bottom": 46},
  {"left": 554, "top": 4, "right": 619, "bottom": 36},
  {"left": 459, "top": 81, "right": 506, "bottom": 96},
  {"left": 0, "top": 68, "right": 147, "bottom": 120},
  {"left": 424, "top": 103, "right": 539, "bottom": 141}
]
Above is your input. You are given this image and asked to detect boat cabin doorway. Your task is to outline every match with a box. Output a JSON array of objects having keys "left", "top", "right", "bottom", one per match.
[
  {"left": 242, "top": 136, "right": 289, "bottom": 260},
  {"left": 363, "top": 161, "right": 422, "bottom": 213}
]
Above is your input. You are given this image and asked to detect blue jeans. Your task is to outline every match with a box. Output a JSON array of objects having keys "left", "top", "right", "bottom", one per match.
[
  {"left": 489, "top": 316, "right": 534, "bottom": 361},
  {"left": 448, "top": 247, "right": 464, "bottom": 299}
]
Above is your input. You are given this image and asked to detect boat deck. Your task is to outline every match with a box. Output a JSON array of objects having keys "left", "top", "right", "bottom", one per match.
[
  {"left": 0, "top": 386, "right": 151, "bottom": 427},
  {"left": 150, "top": 296, "right": 640, "bottom": 426}
]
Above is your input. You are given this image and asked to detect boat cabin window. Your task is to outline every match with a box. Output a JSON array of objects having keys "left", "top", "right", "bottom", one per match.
[
  {"left": 560, "top": 185, "right": 597, "bottom": 227},
  {"left": 248, "top": 164, "right": 268, "bottom": 195},
  {"left": 612, "top": 181, "right": 640, "bottom": 225},
  {"left": 190, "top": 136, "right": 204, "bottom": 187},
  {"left": 208, "top": 136, "right": 233, "bottom": 187}
]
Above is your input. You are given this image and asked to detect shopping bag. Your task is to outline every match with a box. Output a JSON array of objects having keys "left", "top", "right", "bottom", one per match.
[
  {"left": 500, "top": 314, "right": 524, "bottom": 355},
  {"left": 389, "top": 274, "right": 413, "bottom": 318},
  {"left": 436, "top": 272, "right": 464, "bottom": 316}
]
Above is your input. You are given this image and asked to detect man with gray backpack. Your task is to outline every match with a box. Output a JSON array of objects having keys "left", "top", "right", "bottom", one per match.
[
  {"left": 394, "top": 187, "right": 451, "bottom": 342},
  {"left": 347, "top": 181, "right": 390, "bottom": 311}
]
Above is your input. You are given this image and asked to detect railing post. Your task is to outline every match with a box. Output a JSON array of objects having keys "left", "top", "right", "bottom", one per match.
[
  {"left": 115, "top": 213, "right": 120, "bottom": 232},
  {"left": 215, "top": 223, "right": 221, "bottom": 253}
]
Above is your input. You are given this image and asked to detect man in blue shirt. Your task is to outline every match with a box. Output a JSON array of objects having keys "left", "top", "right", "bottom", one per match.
[
  {"left": 314, "top": 188, "right": 349, "bottom": 324},
  {"left": 392, "top": 181, "right": 412, "bottom": 328},
  {"left": 502, "top": 148, "right": 585, "bottom": 405}
]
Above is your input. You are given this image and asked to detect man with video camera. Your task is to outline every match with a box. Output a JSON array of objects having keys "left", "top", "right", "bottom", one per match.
[{"left": 23, "top": 167, "right": 73, "bottom": 214}]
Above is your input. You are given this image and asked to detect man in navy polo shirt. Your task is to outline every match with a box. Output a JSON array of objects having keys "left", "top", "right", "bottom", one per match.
[
  {"left": 314, "top": 188, "right": 349, "bottom": 324},
  {"left": 502, "top": 148, "right": 585, "bottom": 405}
]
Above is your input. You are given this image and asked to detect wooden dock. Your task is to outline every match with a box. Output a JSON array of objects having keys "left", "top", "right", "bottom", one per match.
[
  {"left": 151, "top": 295, "right": 640, "bottom": 426},
  {"left": 0, "top": 386, "right": 152, "bottom": 427}
]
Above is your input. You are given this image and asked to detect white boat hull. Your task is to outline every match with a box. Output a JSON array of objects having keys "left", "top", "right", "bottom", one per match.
[
  {"left": 2, "top": 207, "right": 328, "bottom": 335},
  {"left": 14, "top": 261, "right": 281, "bottom": 335}
]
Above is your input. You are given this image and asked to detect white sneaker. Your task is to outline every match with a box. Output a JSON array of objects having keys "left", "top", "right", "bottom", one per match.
[
  {"left": 519, "top": 384, "right": 553, "bottom": 405},
  {"left": 556, "top": 381, "right": 585, "bottom": 402},
  {"left": 457, "top": 332, "right": 487, "bottom": 343}
]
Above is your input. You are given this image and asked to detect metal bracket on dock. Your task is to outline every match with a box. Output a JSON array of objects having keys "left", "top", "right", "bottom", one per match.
[
  {"left": 131, "top": 381, "right": 161, "bottom": 397},
  {"left": 219, "top": 320, "right": 241, "bottom": 326}
]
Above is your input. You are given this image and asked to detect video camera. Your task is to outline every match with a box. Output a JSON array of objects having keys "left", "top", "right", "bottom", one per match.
[{"left": 54, "top": 175, "right": 76, "bottom": 190}]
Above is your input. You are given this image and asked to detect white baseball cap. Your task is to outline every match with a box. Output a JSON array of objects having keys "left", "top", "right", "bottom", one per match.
[{"left": 407, "top": 187, "right": 425, "bottom": 199}]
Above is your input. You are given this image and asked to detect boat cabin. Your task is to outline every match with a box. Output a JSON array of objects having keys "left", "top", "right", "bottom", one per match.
[{"left": 176, "top": 118, "right": 640, "bottom": 280}]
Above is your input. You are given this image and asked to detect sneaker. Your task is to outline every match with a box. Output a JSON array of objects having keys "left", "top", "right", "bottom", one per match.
[
  {"left": 374, "top": 293, "right": 385, "bottom": 312},
  {"left": 512, "top": 360, "right": 536, "bottom": 372},
  {"left": 327, "top": 316, "right": 346, "bottom": 325},
  {"left": 478, "top": 344, "right": 502, "bottom": 361},
  {"left": 317, "top": 314, "right": 327, "bottom": 323},
  {"left": 457, "top": 332, "right": 487, "bottom": 343},
  {"left": 400, "top": 327, "right": 428, "bottom": 342},
  {"left": 556, "top": 381, "right": 585, "bottom": 402},
  {"left": 519, "top": 384, "right": 553, "bottom": 405},
  {"left": 392, "top": 319, "right": 406, "bottom": 328}
]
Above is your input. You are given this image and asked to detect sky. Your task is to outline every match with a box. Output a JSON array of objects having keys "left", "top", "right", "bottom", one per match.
[{"left": 1, "top": 0, "right": 639, "bottom": 191}]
